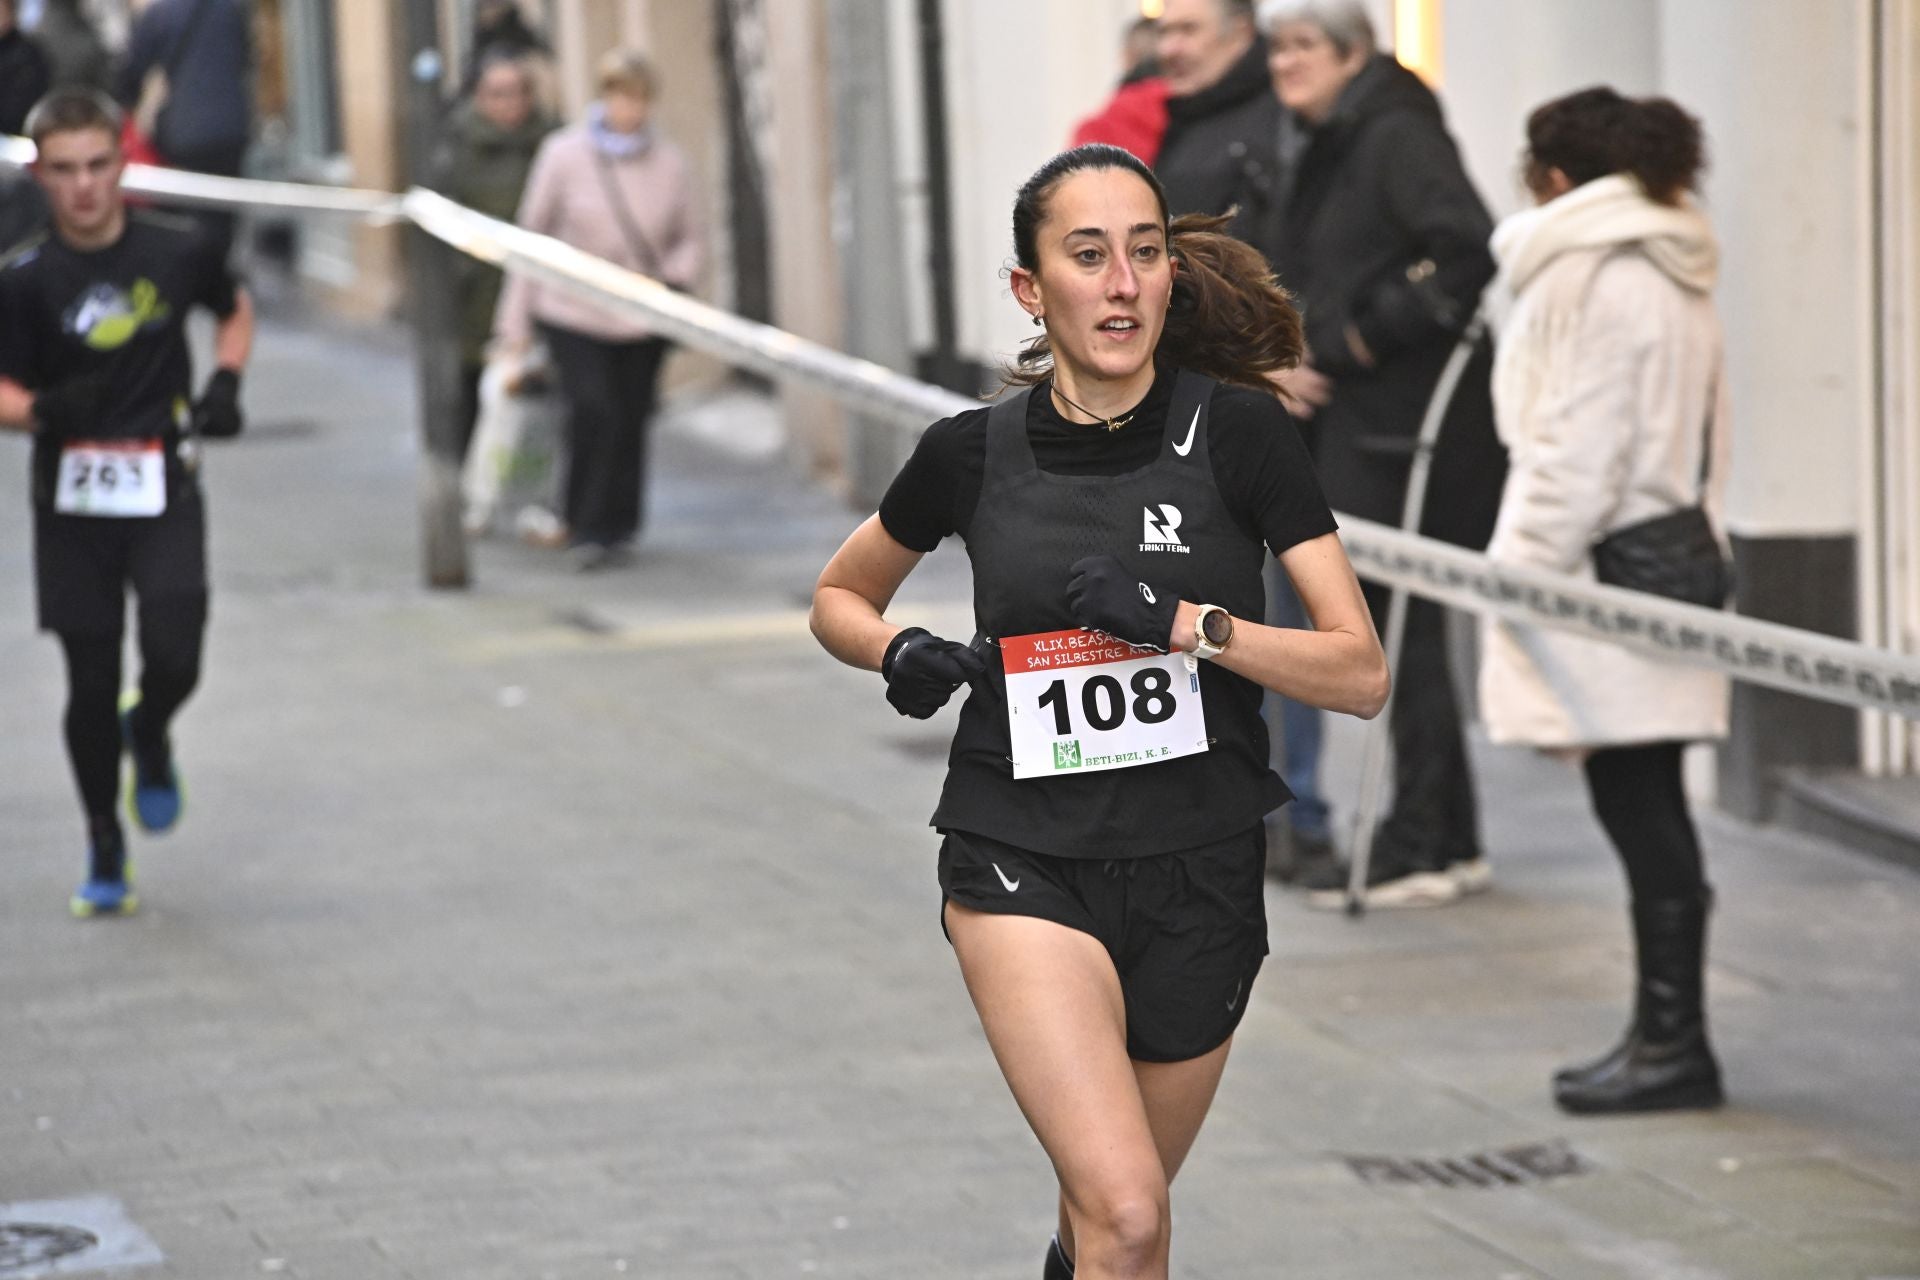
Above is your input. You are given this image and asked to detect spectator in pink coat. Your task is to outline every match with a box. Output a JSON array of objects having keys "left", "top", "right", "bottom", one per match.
[{"left": 493, "top": 50, "right": 704, "bottom": 570}]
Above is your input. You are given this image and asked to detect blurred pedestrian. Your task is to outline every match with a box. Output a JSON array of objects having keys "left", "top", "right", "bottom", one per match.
[
  {"left": 461, "top": 0, "right": 548, "bottom": 98},
  {"left": 493, "top": 50, "right": 703, "bottom": 570},
  {"left": 1256, "top": 0, "right": 1506, "bottom": 909},
  {"left": 1068, "top": 16, "right": 1169, "bottom": 166},
  {"left": 115, "top": 0, "right": 252, "bottom": 260},
  {"left": 1, "top": 0, "right": 53, "bottom": 136},
  {"left": 812, "top": 142, "right": 1386, "bottom": 1280},
  {"left": 1484, "top": 87, "right": 1729, "bottom": 1114},
  {"left": 1152, "top": 0, "right": 1278, "bottom": 245},
  {"left": 429, "top": 50, "right": 551, "bottom": 462},
  {"left": 32, "top": 0, "right": 111, "bottom": 92},
  {"left": 0, "top": 88, "right": 254, "bottom": 917}
]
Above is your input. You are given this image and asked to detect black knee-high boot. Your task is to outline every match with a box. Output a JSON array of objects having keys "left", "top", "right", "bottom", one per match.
[
  {"left": 1554, "top": 890, "right": 1724, "bottom": 1114},
  {"left": 1042, "top": 1233, "right": 1074, "bottom": 1279}
]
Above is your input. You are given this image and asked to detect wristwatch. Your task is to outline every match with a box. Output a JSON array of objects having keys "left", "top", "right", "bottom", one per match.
[{"left": 1193, "top": 604, "right": 1233, "bottom": 660}]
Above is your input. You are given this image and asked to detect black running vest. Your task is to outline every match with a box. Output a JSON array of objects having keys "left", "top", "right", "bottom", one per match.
[{"left": 929, "top": 369, "right": 1290, "bottom": 858}]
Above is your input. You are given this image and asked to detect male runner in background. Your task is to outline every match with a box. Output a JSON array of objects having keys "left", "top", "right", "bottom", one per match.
[{"left": 0, "top": 88, "right": 252, "bottom": 916}]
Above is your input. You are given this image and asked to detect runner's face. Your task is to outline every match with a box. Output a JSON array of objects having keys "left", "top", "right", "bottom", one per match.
[
  {"left": 1017, "top": 168, "right": 1171, "bottom": 388},
  {"left": 34, "top": 128, "right": 125, "bottom": 240}
]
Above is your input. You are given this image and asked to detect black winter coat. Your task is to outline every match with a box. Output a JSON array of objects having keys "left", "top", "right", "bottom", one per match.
[
  {"left": 1260, "top": 57, "right": 1505, "bottom": 550},
  {"left": 1154, "top": 39, "right": 1280, "bottom": 246},
  {"left": 0, "top": 29, "right": 52, "bottom": 137}
]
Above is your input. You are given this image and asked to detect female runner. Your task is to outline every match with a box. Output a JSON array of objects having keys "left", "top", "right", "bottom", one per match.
[{"left": 810, "top": 143, "right": 1388, "bottom": 1280}]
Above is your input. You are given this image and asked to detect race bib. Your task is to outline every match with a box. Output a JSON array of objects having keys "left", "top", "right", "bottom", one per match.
[
  {"left": 54, "top": 438, "right": 167, "bottom": 517},
  {"left": 1002, "top": 628, "right": 1209, "bottom": 780}
]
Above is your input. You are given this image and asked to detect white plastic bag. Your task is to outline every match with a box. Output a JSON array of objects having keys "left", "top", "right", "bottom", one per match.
[{"left": 462, "top": 356, "right": 565, "bottom": 537}]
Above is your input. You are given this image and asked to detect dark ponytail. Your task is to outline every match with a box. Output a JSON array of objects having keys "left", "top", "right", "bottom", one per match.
[
  {"left": 1524, "top": 85, "right": 1706, "bottom": 206},
  {"left": 1005, "top": 144, "right": 1304, "bottom": 394}
]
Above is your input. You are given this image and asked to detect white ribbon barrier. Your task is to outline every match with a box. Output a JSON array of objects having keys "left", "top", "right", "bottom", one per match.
[
  {"left": 6, "top": 146, "right": 1918, "bottom": 720},
  {"left": 1, "top": 134, "right": 402, "bottom": 221},
  {"left": 1344, "top": 518, "right": 1920, "bottom": 719}
]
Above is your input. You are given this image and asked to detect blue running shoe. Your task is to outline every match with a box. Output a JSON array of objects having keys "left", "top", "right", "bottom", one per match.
[
  {"left": 121, "top": 694, "right": 184, "bottom": 834},
  {"left": 71, "top": 869, "right": 138, "bottom": 918}
]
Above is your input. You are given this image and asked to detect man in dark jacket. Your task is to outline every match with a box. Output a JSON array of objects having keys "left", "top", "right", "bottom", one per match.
[
  {"left": 115, "top": 0, "right": 252, "bottom": 258},
  {"left": 0, "top": 0, "right": 53, "bottom": 137},
  {"left": 1152, "top": 0, "right": 1279, "bottom": 244},
  {"left": 429, "top": 52, "right": 551, "bottom": 461},
  {"left": 1261, "top": 2, "right": 1507, "bottom": 908}
]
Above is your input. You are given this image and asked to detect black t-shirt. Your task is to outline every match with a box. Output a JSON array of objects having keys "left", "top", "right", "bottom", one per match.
[
  {"left": 879, "top": 362, "right": 1337, "bottom": 557},
  {"left": 0, "top": 211, "right": 237, "bottom": 475}
]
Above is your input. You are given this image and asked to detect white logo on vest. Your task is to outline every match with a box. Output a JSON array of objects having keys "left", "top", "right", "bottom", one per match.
[{"left": 1141, "top": 504, "right": 1189, "bottom": 554}]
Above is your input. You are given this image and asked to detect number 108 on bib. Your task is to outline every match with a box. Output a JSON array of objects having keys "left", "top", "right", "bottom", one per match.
[{"left": 1001, "top": 628, "right": 1210, "bottom": 780}]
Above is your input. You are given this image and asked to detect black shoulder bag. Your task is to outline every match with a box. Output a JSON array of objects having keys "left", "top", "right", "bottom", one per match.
[
  {"left": 589, "top": 148, "right": 676, "bottom": 351},
  {"left": 1590, "top": 367, "right": 1733, "bottom": 608}
]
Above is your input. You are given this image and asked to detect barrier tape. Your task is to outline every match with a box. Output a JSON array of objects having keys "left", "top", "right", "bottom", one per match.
[{"left": 5, "top": 144, "right": 1917, "bottom": 720}]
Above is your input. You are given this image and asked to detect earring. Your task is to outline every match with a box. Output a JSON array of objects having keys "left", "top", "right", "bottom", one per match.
[{"left": 1032, "top": 313, "right": 1043, "bottom": 326}]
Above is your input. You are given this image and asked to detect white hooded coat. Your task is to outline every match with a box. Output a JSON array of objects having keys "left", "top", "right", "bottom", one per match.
[{"left": 1479, "top": 173, "right": 1731, "bottom": 747}]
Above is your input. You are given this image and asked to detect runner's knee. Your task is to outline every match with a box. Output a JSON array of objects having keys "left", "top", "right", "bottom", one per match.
[{"left": 1067, "top": 1182, "right": 1168, "bottom": 1269}]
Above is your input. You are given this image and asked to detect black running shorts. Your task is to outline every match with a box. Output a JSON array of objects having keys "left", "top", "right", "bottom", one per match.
[
  {"left": 33, "top": 487, "right": 208, "bottom": 637},
  {"left": 938, "top": 826, "right": 1269, "bottom": 1063}
]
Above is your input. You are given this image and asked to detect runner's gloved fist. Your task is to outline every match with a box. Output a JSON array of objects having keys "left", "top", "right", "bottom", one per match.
[
  {"left": 192, "top": 368, "right": 244, "bottom": 439},
  {"left": 32, "top": 370, "right": 112, "bottom": 440},
  {"left": 882, "top": 626, "right": 988, "bottom": 719},
  {"left": 1066, "top": 555, "right": 1177, "bottom": 652}
]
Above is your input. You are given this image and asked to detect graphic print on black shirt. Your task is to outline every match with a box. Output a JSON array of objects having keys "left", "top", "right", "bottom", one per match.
[
  {"left": 878, "top": 361, "right": 1337, "bottom": 559},
  {"left": 0, "top": 211, "right": 238, "bottom": 501}
]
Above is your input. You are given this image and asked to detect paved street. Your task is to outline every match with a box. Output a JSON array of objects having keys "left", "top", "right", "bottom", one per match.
[{"left": 3, "top": 303, "right": 1917, "bottom": 1279}]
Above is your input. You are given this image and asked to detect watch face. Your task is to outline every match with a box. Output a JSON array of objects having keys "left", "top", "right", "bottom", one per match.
[{"left": 1202, "top": 608, "right": 1232, "bottom": 646}]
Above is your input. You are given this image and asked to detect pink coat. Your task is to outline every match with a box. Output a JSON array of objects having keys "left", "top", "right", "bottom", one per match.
[{"left": 493, "top": 123, "right": 704, "bottom": 346}]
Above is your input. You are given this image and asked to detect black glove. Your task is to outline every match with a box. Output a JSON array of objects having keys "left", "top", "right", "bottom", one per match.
[
  {"left": 1066, "top": 555, "right": 1177, "bottom": 651},
  {"left": 191, "top": 368, "right": 244, "bottom": 439},
  {"left": 32, "top": 370, "right": 112, "bottom": 440},
  {"left": 882, "top": 627, "right": 989, "bottom": 719}
]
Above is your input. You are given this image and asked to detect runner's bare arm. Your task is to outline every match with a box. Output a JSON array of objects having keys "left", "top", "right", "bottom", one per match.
[
  {"left": 213, "top": 287, "right": 255, "bottom": 372},
  {"left": 0, "top": 378, "right": 33, "bottom": 431},
  {"left": 1172, "top": 532, "right": 1388, "bottom": 719},
  {"left": 811, "top": 514, "right": 928, "bottom": 672}
]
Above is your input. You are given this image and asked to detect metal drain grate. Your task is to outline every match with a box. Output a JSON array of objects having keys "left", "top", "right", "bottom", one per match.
[
  {"left": 0, "top": 1222, "right": 99, "bottom": 1274},
  {"left": 1343, "top": 1139, "right": 1595, "bottom": 1190}
]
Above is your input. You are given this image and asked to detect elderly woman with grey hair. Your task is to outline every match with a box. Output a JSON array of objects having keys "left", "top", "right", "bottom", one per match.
[{"left": 1254, "top": 0, "right": 1508, "bottom": 908}]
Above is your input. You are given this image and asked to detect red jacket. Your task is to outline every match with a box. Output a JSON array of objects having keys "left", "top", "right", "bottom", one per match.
[{"left": 1069, "top": 76, "right": 1170, "bottom": 167}]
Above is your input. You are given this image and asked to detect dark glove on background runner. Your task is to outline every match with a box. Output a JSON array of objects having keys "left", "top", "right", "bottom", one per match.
[
  {"left": 1066, "top": 554, "right": 1178, "bottom": 652},
  {"left": 32, "top": 370, "right": 112, "bottom": 440},
  {"left": 192, "top": 369, "right": 244, "bottom": 438},
  {"left": 882, "top": 626, "right": 988, "bottom": 719}
]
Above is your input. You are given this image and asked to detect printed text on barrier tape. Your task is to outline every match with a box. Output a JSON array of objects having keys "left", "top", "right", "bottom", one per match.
[{"left": 1341, "top": 518, "right": 1920, "bottom": 719}]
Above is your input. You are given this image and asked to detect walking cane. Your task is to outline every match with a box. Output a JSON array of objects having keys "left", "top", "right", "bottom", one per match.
[{"left": 1343, "top": 313, "right": 1488, "bottom": 917}]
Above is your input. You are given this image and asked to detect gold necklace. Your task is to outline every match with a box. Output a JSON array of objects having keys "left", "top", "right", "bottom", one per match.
[{"left": 1050, "top": 382, "right": 1134, "bottom": 432}]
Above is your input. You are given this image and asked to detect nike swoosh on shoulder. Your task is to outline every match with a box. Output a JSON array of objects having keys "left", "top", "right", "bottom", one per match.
[{"left": 1172, "top": 406, "right": 1200, "bottom": 457}]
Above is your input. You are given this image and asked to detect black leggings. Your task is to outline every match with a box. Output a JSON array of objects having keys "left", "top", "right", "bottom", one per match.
[
  {"left": 1583, "top": 742, "right": 1707, "bottom": 902},
  {"left": 57, "top": 600, "right": 204, "bottom": 839}
]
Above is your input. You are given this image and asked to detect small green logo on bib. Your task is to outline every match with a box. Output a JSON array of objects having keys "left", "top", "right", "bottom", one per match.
[{"left": 1053, "top": 741, "right": 1083, "bottom": 771}]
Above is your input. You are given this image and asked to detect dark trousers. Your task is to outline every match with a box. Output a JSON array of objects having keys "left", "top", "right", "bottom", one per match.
[
  {"left": 57, "top": 602, "right": 203, "bottom": 849},
  {"left": 1363, "top": 585, "right": 1481, "bottom": 871},
  {"left": 160, "top": 138, "right": 247, "bottom": 264},
  {"left": 539, "top": 325, "right": 668, "bottom": 547},
  {"left": 1584, "top": 742, "right": 1707, "bottom": 901}
]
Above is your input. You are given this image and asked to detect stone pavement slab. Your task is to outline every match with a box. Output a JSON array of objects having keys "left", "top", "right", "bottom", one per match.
[{"left": 2, "top": 307, "right": 1917, "bottom": 1279}]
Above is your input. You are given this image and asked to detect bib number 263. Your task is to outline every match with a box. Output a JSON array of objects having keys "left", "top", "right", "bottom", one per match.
[{"left": 1002, "top": 628, "right": 1208, "bottom": 780}]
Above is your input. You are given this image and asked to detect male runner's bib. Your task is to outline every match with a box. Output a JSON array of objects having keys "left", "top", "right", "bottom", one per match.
[
  {"left": 929, "top": 369, "right": 1287, "bottom": 860},
  {"left": 54, "top": 438, "right": 167, "bottom": 516}
]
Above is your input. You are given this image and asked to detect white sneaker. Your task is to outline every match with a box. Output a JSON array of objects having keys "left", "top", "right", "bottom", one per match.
[
  {"left": 1307, "top": 869, "right": 1463, "bottom": 911},
  {"left": 1448, "top": 858, "right": 1493, "bottom": 895}
]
